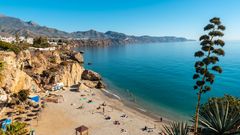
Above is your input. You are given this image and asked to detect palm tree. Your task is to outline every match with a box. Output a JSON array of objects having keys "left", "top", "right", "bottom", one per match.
[
  {"left": 199, "top": 99, "right": 240, "bottom": 135},
  {"left": 162, "top": 121, "right": 189, "bottom": 135}
]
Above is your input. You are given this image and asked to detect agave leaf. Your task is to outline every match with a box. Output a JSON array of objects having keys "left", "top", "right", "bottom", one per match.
[
  {"left": 162, "top": 121, "right": 189, "bottom": 135},
  {"left": 199, "top": 99, "right": 240, "bottom": 135}
]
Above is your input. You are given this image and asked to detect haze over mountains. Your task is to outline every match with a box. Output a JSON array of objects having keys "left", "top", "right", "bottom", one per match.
[{"left": 0, "top": 14, "right": 190, "bottom": 44}]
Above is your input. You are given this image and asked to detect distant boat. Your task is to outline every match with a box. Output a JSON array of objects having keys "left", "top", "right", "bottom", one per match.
[{"left": 87, "top": 62, "right": 92, "bottom": 65}]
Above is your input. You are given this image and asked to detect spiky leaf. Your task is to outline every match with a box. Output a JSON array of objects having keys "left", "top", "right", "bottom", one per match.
[
  {"left": 199, "top": 99, "right": 240, "bottom": 135},
  {"left": 162, "top": 122, "right": 189, "bottom": 135}
]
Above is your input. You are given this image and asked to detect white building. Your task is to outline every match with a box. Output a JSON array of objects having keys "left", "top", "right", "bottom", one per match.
[
  {"left": 29, "top": 47, "right": 56, "bottom": 51},
  {"left": 0, "top": 36, "right": 15, "bottom": 43},
  {"left": 0, "top": 35, "right": 33, "bottom": 44}
]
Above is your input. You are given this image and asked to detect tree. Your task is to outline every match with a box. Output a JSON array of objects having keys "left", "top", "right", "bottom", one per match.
[
  {"left": 193, "top": 17, "right": 226, "bottom": 134},
  {"left": 199, "top": 98, "right": 240, "bottom": 135},
  {"left": 15, "top": 32, "right": 20, "bottom": 44},
  {"left": 33, "top": 37, "right": 50, "bottom": 48}
]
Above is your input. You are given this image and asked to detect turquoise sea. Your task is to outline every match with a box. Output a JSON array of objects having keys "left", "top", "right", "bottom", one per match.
[{"left": 76, "top": 41, "right": 240, "bottom": 120}]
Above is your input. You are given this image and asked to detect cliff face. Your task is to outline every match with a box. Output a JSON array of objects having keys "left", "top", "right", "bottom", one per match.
[
  {"left": 0, "top": 49, "right": 86, "bottom": 93},
  {"left": 51, "top": 62, "right": 84, "bottom": 87},
  {"left": 0, "top": 51, "right": 41, "bottom": 93}
]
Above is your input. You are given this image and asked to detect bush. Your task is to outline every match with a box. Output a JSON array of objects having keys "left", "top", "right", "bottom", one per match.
[
  {"left": 0, "top": 121, "right": 28, "bottom": 135},
  {"left": 17, "top": 90, "right": 30, "bottom": 102},
  {"left": 199, "top": 96, "right": 240, "bottom": 135},
  {"left": 48, "top": 57, "right": 56, "bottom": 63},
  {"left": 0, "top": 40, "right": 21, "bottom": 54},
  {"left": 32, "top": 37, "right": 50, "bottom": 48}
]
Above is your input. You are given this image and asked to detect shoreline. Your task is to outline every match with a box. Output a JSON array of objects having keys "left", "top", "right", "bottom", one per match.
[
  {"left": 100, "top": 88, "right": 172, "bottom": 124},
  {"left": 32, "top": 86, "right": 170, "bottom": 135}
]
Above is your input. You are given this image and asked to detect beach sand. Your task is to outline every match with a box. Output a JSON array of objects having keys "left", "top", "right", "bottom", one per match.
[{"left": 31, "top": 88, "right": 169, "bottom": 135}]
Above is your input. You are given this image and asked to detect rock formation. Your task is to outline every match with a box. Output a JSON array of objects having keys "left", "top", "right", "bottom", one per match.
[
  {"left": 82, "top": 70, "right": 102, "bottom": 81},
  {"left": 0, "top": 44, "right": 106, "bottom": 98}
]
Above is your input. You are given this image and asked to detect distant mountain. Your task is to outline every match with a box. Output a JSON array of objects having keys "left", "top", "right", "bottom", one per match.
[
  {"left": 0, "top": 14, "right": 191, "bottom": 44},
  {"left": 0, "top": 15, "right": 69, "bottom": 38}
]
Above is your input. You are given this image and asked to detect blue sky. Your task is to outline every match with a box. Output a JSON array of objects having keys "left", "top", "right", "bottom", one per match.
[{"left": 0, "top": 0, "right": 240, "bottom": 40}]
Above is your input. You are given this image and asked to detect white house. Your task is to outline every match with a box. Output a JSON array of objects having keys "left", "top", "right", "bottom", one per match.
[{"left": 0, "top": 35, "right": 33, "bottom": 44}]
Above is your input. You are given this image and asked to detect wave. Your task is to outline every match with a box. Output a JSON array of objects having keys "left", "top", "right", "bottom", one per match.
[{"left": 101, "top": 89, "right": 121, "bottom": 100}]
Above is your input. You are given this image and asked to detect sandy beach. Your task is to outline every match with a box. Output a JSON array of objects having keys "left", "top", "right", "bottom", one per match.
[{"left": 31, "top": 87, "right": 169, "bottom": 135}]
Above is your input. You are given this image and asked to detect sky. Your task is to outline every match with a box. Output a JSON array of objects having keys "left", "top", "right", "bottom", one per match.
[{"left": 0, "top": 0, "right": 240, "bottom": 40}]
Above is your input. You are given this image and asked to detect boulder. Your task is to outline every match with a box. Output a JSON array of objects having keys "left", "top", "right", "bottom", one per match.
[
  {"left": 95, "top": 81, "right": 106, "bottom": 89},
  {"left": 82, "top": 70, "right": 101, "bottom": 81},
  {"left": 71, "top": 52, "right": 84, "bottom": 63}
]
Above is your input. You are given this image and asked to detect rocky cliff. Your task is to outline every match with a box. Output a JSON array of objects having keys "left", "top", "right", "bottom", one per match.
[
  {"left": 0, "top": 51, "right": 41, "bottom": 93},
  {"left": 0, "top": 48, "right": 103, "bottom": 95}
]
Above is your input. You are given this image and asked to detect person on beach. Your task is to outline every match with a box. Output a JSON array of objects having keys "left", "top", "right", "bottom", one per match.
[
  {"left": 160, "top": 117, "right": 163, "bottom": 122},
  {"left": 103, "top": 107, "right": 105, "bottom": 115}
]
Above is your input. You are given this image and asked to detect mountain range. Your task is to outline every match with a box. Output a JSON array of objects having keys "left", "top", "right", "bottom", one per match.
[{"left": 0, "top": 14, "right": 190, "bottom": 44}]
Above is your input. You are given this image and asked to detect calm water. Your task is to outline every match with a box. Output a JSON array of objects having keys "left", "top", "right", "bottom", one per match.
[{"left": 76, "top": 41, "right": 240, "bottom": 120}]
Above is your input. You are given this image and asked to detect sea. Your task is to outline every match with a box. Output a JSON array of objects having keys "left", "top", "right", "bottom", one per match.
[{"left": 75, "top": 41, "right": 240, "bottom": 120}]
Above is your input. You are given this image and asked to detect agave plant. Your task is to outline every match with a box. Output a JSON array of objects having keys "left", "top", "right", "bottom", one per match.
[
  {"left": 199, "top": 99, "right": 240, "bottom": 135},
  {"left": 162, "top": 121, "right": 189, "bottom": 135}
]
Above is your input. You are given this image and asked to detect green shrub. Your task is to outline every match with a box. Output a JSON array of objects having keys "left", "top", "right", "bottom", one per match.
[
  {"left": 48, "top": 57, "right": 56, "bottom": 63},
  {"left": 199, "top": 97, "right": 240, "bottom": 135},
  {"left": 162, "top": 121, "right": 189, "bottom": 135},
  {"left": 32, "top": 37, "right": 50, "bottom": 48},
  {"left": 17, "top": 90, "right": 30, "bottom": 102},
  {"left": 0, "top": 40, "right": 21, "bottom": 54},
  {"left": 0, "top": 121, "right": 28, "bottom": 135}
]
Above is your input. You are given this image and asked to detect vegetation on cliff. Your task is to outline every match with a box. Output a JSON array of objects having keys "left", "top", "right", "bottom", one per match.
[
  {"left": 32, "top": 37, "right": 50, "bottom": 48},
  {"left": 0, "top": 121, "right": 28, "bottom": 135},
  {"left": 0, "top": 40, "right": 21, "bottom": 54}
]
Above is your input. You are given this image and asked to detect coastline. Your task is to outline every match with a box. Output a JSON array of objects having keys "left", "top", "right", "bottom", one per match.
[
  {"left": 100, "top": 88, "right": 172, "bottom": 124},
  {"left": 32, "top": 86, "right": 170, "bottom": 135}
]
